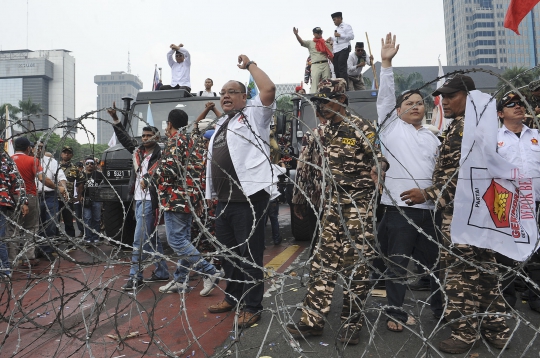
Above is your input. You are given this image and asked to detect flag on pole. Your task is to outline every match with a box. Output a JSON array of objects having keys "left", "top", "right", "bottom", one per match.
[
  {"left": 147, "top": 101, "right": 155, "bottom": 126},
  {"left": 451, "top": 90, "right": 538, "bottom": 261},
  {"left": 4, "top": 106, "right": 14, "bottom": 155},
  {"left": 504, "top": 0, "right": 540, "bottom": 35},
  {"left": 152, "top": 65, "right": 160, "bottom": 91},
  {"left": 107, "top": 133, "right": 117, "bottom": 148},
  {"left": 247, "top": 74, "right": 258, "bottom": 100},
  {"left": 431, "top": 58, "right": 446, "bottom": 131}
]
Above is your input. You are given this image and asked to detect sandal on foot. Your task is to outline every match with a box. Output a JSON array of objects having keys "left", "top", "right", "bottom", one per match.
[{"left": 386, "top": 318, "right": 403, "bottom": 332}]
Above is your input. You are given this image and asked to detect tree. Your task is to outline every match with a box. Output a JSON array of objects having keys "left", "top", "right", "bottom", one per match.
[
  {"left": 0, "top": 103, "right": 20, "bottom": 133},
  {"left": 276, "top": 94, "right": 294, "bottom": 117},
  {"left": 18, "top": 97, "right": 43, "bottom": 133},
  {"left": 363, "top": 76, "right": 372, "bottom": 89},
  {"left": 496, "top": 66, "right": 540, "bottom": 99}
]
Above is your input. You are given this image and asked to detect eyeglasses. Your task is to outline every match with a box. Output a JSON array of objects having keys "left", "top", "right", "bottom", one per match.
[
  {"left": 504, "top": 101, "right": 524, "bottom": 108},
  {"left": 219, "top": 90, "right": 245, "bottom": 96}
]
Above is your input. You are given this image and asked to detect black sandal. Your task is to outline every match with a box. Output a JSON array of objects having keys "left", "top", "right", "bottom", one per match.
[{"left": 386, "top": 318, "right": 403, "bottom": 332}]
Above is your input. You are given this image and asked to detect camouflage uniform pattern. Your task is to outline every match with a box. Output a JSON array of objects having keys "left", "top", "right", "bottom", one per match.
[
  {"left": 423, "top": 115, "right": 509, "bottom": 344},
  {"left": 298, "top": 110, "right": 384, "bottom": 331},
  {"left": 59, "top": 160, "right": 86, "bottom": 200},
  {"left": 0, "top": 151, "right": 27, "bottom": 208},
  {"left": 149, "top": 129, "right": 203, "bottom": 213}
]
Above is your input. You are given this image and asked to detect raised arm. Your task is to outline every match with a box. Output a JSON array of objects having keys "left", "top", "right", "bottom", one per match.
[
  {"left": 377, "top": 33, "right": 400, "bottom": 127},
  {"left": 107, "top": 101, "right": 136, "bottom": 153},
  {"left": 238, "top": 54, "right": 276, "bottom": 106},
  {"left": 293, "top": 27, "right": 304, "bottom": 46}
]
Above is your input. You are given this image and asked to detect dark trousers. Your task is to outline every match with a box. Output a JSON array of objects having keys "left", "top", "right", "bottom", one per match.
[
  {"left": 378, "top": 206, "right": 442, "bottom": 322},
  {"left": 160, "top": 84, "right": 191, "bottom": 92},
  {"left": 215, "top": 199, "right": 268, "bottom": 313},
  {"left": 333, "top": 47, "right": 350, "bottom": 86},
  {"left": 38, "top": 192, "right": 58, "bottom": 254},
  {"left": 74, "top": 203, "right": 84, "bottom": 234},
  {"left": 58, "top": 201, "right": 75, "bottom": 238}
]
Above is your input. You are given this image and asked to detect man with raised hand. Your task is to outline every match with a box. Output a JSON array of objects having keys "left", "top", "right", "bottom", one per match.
[{"left": 205, "top": 55, "right": 276, "bottom": 329}]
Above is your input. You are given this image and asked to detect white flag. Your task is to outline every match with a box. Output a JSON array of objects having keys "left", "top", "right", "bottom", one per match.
[
  {"left": 431, "top": 59, "right": 446, "bottom": 131},
  {"left": 451, "top": 90, "right": 538, "bottom": 261},
  {"left": 4, "top": 106, "right": 14, "bottom": 155}
]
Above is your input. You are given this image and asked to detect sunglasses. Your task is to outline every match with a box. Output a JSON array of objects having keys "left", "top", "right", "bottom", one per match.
[
  {"left": 85, "top": 162, "right": 95, "bottom": 165},
  {"left": 504, "top": 101, "right": 524, "bottom": 108}
]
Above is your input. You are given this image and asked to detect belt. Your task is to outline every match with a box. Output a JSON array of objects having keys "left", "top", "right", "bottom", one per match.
[
  {"left": 39, "top": 191, "right": 56, "bottom": 197},
  {"left": 311, "top": 60, "right": 327, "bottom": 65}
]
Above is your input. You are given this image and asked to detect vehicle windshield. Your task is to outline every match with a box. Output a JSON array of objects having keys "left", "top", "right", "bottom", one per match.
[
  {"left": 128, "top": 99, "right": 221, "bottom": 136},
  {"left": 299, "top": 100, "right": 378, "bottom": 134}
]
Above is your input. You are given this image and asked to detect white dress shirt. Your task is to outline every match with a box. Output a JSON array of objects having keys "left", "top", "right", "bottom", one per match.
[
  {"left": 332, "top": 22, "right": 354, "bottom": 53},
  {"left": 167, "top": 48, "right": 191, "bottom": 87},
  {"left": 206, "top": 95, "right": 276, "bottom": 199},
  {"left": 347, "top": 51, "right": 370, "bottom": 77},
  {"left": 497, "top": 124, "right": 540, "bottom": 198},
  {"left": 37, "top": 156, "right": 67, "bottom": 193},
  {"left": 377, "top": 67, "right": 440, "bottom": 209}
]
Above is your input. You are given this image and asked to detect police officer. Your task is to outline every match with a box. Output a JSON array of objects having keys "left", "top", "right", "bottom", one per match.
[
  {"left": 287, "top": 78, "right": 388, "bottom": 346},
  {"left": 58, "top": 146, "right": 85, "bottom": 239},
  {"left": 401, "top": 75, "right": 510, "bottom": 353}
]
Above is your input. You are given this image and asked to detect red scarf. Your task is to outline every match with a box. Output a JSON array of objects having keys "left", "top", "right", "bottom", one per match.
[{"left": 314, "top": 38, "right": 333, "bottom": 60}]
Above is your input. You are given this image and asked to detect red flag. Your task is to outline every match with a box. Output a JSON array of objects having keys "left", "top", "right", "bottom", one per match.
[{"left": 504, "top": 0, "right": 540, "bottom": 35}]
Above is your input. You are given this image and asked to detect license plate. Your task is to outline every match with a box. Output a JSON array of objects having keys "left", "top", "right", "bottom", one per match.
[{"left": 106, "top": 169, "right": 130, "bottom": 178}]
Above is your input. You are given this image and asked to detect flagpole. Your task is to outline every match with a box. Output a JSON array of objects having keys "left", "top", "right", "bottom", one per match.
[{"left": 365, "top": 32, "right": 378, "bottom": 89}]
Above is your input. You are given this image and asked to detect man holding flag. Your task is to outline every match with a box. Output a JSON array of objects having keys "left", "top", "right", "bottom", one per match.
[{"left": 400, "top": 76, "right": 511, "bottom": 353}]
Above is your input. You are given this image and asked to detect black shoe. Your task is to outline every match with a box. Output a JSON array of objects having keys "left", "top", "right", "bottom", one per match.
[
  {"left": 273, "top": 236, "right": 282, "bottom": 245},
  {"left": 408, "top": 280, "right": 430, "bottom": 291},
  {"left": 521, "top": 289, "right": 531, "bottom": 301},
  {"left": 286, "top": 321, "right": 324, "bottom": 336},
  {"left": 339, "top": 328, "right": 360, "bottom": 345},
  {"left": 143, "top": 272, "right": 170, "bottom": 283},
  {"left": 122, "top": 278, "right": 144, "bottom": 291}
]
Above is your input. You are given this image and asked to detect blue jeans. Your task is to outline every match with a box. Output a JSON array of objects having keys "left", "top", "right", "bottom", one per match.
[
  {"left": 215, "top": 198, "right": 268, "bottom": 313},
  {"left": 268, "top": 200, "right": 281, "bottom": 243},
  {"left": 83, "top": 201, "right": 102, "bottom": 242},
  {"left": 74, "top": 202, "right": 84, "bottom": 234},
  {"left": 39, "top": 193, "right": 58, "bottom": 253},
  {"left": 0, "top": 207, "right": 10, "bottom": 274},
  {"left": 378, "top": 206, "right": 442, "bottom": 322},
  {"left": 129, "top": 200, "right": 169, "bottom": 280},
  {"left": 164, "top": 211, "right": 216, "bottom": 283}
]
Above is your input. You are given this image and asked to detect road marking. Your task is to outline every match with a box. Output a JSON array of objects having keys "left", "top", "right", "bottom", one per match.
[{"left": 264, "top": 245, "right": 301, "bottom": 276}]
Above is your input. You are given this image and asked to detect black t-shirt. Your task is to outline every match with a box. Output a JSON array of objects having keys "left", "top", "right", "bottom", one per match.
[{"left": 83, "top": 170, "right": 104, "bottom": 197}]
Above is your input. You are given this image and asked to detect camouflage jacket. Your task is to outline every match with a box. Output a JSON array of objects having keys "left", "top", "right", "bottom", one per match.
[
  {"left": 59, "top": 160, "right": 86, "bottom": 198},
  {"left": 292, "top": 113, "right": 387, "bottom": 205},
  {"left": 424, "top": 116, "right": 464, "bottom": 209},
  {"left": 0, "top": 151, "right": 28, "bottom": 209},
  {"left": 149, "top": 129, "right": 204, "bottom": 213}
]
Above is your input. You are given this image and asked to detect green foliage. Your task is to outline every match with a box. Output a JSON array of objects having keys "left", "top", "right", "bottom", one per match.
[
  {"left": 363, "top": 77, "right": 372, "bottom": 89},
  {"left": 496, "top": 66, "right": 540, "bottom": 99},
  {"left": 276, "top": 94, "right": 294, "bottom": 117},
  {"left": 0, "top": 103, "right": 21, "bottom": 135},
  {"left": 18, "top": 98, "right": 43, "bottom": 117},
  {"left": 29, "top": 131, "right": 107, "bottom": 162}
]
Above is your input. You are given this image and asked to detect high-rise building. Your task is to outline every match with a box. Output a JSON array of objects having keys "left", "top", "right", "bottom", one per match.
[
  {"left": 275, "top": 83, "right": 302, "bottom": 97},
  {"left": 94, "top": 71, "right": 143, "bottom": 144},
  {"left": 0, "top": 49, "right": 75, "bottom": 135},
  {"left": 443, "top": 0, "right": 540, "bottom": 69}
]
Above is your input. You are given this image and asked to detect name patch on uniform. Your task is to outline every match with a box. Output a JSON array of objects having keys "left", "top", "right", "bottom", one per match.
[{"left": 342, "top": 138, "right": 356, "bottom": 146}]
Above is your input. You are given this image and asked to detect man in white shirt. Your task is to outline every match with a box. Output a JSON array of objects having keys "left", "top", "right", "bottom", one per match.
[
  {"left": 496, "top": 92, "right": 540, "bottom": 314},
  {"left": 205, "top": 54, "right": 276, "bottom": 329},
  {"left": 376, "top": 33, "right": 442, "bottom": 331},
  {"left": 347, "top": 42, "right": 372, "bottom": 91},
  {"left": 329, "top": 12, "right": 354, "bottom": 87},
  {"left": 199, "top": 78, "right": 217, "bottom": 97},
  {"left": 36, "top": 141, "right": 67, "bottom": 260},
  {"left": 161, "top": 43, "right": 191, "bottom": 92}
]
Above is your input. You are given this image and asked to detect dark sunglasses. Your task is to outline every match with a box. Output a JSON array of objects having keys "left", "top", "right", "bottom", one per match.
[
  {"left": 85, "top": 162, "right": 95, "bottom": 165},
  {"left": 505, "top": 101, "right": 524, "bottom": 108}
]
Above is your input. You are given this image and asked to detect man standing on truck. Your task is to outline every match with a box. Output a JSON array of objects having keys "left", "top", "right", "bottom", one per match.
[
  {"left": 161, "top": 43, "right": 191, "bottom": 92},
  {"left": 330, "top": 12, "right": 354, "bottom": 88},
  {"left": 146, "top": 109, "right": 222, "bottom": 296},
  {"left": 107, "top": 104, "right": 170, "bottom": 290},
  {"left": 205, "top": 55, "right": 276, "bottom": 329},
  {"left": 287, "top": 79, "right": 388, "bottom": 346},
  {"left": 347, "top": 42, "right": 372, "bottom": 91},
  {"left": 293, "top": 27, "right": 333, "bottom": 93}
]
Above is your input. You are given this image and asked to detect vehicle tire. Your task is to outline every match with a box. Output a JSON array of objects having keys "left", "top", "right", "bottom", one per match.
[
  {"left": 291, "top": 205, "right": 318, "bottom": 242},
  {"left": 103, "top": 201, "right": 136, "bottom": 247}
]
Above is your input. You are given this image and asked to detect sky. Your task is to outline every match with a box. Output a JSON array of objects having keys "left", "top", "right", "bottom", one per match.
[{"left": 1, "top": 0, "right": 447, "bottom": 143}]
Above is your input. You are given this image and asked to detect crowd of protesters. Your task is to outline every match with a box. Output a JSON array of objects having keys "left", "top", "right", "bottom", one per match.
[{"left": 3, "top": 11, "right": 540, "bottom": 354}]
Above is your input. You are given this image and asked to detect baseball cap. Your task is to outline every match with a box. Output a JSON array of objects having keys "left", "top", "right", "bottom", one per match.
[
  {"left": 432, "top": 75, "right": 476, "bottom": 96},
  {"left": 62, "top": 145, "right": 73, "bottom": 153}
]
